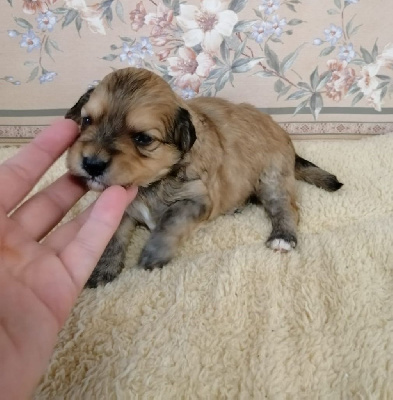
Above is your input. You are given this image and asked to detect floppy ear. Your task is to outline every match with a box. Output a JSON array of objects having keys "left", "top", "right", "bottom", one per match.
[
  {"left": 171, "top": 107, "right": 197, "bottom": 154},
  {"left": 65, "top": 88, "right": 94, "bottom": 124}
]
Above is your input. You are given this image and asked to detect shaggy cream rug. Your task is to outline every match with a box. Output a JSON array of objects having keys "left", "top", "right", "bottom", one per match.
[{"left": 1, "top": 133, "right": 393, "bottom": 399}]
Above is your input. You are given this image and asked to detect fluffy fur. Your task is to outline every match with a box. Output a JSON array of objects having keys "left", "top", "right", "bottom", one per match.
[{"left": 66, "top": 67, "right": 342, "bottom": 287}]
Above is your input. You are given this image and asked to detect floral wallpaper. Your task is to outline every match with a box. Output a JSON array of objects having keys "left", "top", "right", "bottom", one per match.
[{"left": 1, "top": 0, "right": 393, "bottom": 139}]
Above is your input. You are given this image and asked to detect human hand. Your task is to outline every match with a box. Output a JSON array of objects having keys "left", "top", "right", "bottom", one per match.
[{"left": 0, "top": 119, "right": 137, "bottom": 400}]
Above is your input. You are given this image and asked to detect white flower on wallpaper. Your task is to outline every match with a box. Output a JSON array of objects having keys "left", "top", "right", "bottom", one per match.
[
  {"left": 358, "top": 64, "right": 380, "bottom": 97},
  {"left": 3, "top": 0, "right": 393, "bottom": 120},
  {"left": 377, "top": 43, "right": 393, "bottom": 68},
  {"left": 167, "top": 47, "right": 215, "bottom": 92},
  {"left": 357, "top": 63, "right": 386, "bottom": 111},
  {"left": 64, "top": 0, "right": 106, "bottom": 35},
  {"left": 177, "top": 0, "right": 238, "bottom": 53}
]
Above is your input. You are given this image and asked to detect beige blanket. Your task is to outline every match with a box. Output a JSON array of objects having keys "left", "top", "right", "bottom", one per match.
[{"left": 1, "top": 134, "right": 393, "bottom": 399}]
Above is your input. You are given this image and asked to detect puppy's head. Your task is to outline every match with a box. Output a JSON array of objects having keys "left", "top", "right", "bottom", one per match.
[{"left": 66, "top": 68, "right": 196, "bottom": 190}]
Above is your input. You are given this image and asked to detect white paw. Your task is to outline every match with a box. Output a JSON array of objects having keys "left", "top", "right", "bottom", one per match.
[{"left": 268, "top": 238, "right": 295, "bottom": 253}]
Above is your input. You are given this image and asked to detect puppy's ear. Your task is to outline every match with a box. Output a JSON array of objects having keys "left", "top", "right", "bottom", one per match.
[
  {"left": 171, "top": 107, "right": 197, "bottom": 153},
  {"left": 65, "top": 88, "right": 94, "bottom": 124}
]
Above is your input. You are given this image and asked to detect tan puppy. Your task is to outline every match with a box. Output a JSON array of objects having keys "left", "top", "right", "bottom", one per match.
[{"left": 66, "top": 67, "right": 342, "bottom": 287}]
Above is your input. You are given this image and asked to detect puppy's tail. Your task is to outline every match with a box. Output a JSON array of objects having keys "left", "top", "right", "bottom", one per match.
[{"left": 295, "top": 155, "right": 343, "bottom": 192}]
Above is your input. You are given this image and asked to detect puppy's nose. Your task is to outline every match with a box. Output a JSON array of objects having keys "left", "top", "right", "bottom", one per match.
[{"left": 82, "top": 156, "right": 109, "bottom": 177}]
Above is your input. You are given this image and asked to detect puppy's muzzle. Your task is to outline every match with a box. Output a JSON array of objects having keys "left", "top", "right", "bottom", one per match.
[{"left": 82, "top": 156, "right": 109, "bottom": 178}]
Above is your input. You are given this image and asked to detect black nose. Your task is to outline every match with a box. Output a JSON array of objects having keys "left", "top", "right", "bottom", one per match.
[{"left": 82, "top": 156, "right": 109, "bottom": 177}]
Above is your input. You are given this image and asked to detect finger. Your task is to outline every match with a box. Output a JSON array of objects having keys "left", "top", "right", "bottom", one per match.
[
  {"left": 0, "top": 119, "right": 79, "bottom": 213},
  {"left": 43, "top": 204, "right": 93, "bottom": 253},
  {"left": 11, "top": 173, "right": 87, "bottom": 241},
  {"left": 44, "top": 186, "right": 137, "bottom": 253},
  {"left": 58, "top": 186, "right": 137, "bottom": 290}
]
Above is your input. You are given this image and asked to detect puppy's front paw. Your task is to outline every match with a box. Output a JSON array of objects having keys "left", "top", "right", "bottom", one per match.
[
  {"left": 85, "top": 244, "right": 125, "bottom": 288},
  {"left": 86, "top": 265, "right": 122, "bottom": 288},
  {"left": 266, "top": 232, "right": 297, "bottom": 253},
  {"left": 138, "top": 238, "right": 172, "bottom": 271}
]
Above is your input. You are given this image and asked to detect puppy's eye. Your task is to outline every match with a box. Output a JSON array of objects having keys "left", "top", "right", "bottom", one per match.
[
  {"left": 81, "top": 116, "right": 92, "bottom": 128},
  {"left": 132, "top": 132, "right": 154, "bottom": 146}
]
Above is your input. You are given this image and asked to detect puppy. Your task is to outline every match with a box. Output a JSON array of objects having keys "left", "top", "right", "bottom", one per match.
[{"left": 66, "top": 67, "right": 342, "bottom": 287}]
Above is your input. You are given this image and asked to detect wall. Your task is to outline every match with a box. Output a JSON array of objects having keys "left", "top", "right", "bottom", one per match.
[{"left": 1, "top": 0, "right": 393, "bottom": 142}]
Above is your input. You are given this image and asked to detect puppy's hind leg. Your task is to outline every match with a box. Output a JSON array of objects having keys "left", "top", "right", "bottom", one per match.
[
  {"left": 257, "top": 165, "right": 299, "bottom": 253},
  {"left": 86, "top": 214, "right": 135, "bottom": 288}
]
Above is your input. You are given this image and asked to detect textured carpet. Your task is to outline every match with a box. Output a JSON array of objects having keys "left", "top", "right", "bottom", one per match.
[{"left": 1, "top": 133, "right": 393, "bottom": 399}]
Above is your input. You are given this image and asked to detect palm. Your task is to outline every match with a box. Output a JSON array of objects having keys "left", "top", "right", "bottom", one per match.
[
  {"left": 1, "top": 216, "right": 65, "bottom": 393},
  {"left": 1, "top": 213, "right": 73, "bottom": 346},
  {"left": 0, "top": 120, "right": 137, "bottom": 399}
]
